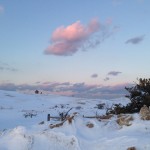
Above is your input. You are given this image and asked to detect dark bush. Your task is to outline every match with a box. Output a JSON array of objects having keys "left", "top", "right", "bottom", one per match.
[
  {"left": 107, "top": 78, "right": 150, "bottom": 115},
  {"left": 96, "top": 103, "right": 105, "bottom": 109},
  {"left": 35, "top": 90, "right": 39, "bottom": 94}
]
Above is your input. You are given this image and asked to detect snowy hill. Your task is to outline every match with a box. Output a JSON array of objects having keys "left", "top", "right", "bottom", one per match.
[{"left": 0, "top": 90, "right": 150, "bottom": 150}]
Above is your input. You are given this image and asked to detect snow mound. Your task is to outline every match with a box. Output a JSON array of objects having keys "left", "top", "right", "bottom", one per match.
[{"left": 0, "top": 126, "right": 80, "bottom": 150}]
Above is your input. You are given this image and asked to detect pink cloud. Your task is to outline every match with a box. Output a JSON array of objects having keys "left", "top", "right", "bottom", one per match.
[
  {"left": 44, "top": 18, "right": 100, "bottom": 56},
  {"left": 45, "top": 41, "right": 80, "bottom": 56},
  {"left": 52, "top": 18, "right": 100, "bottom": 42}
]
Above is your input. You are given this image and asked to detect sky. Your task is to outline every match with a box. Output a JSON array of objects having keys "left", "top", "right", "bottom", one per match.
[{"left": 0, "top": 0, "right": 150, "bottom": 99}]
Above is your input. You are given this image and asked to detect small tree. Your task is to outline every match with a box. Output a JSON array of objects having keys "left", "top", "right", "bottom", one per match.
[
  {"left": 35, "top": 90, "right": 39, "bottom": 94},
  {"left": 107, "top": 78, "right": 150, "bottom": 115},
  {"left": 125, "top": 78, "right": 150, "bottom": 112}
]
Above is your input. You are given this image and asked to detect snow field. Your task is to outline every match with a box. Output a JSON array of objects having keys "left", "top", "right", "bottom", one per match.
[{"left": 0, "top": 90, "right": 150, "bottom": 150}]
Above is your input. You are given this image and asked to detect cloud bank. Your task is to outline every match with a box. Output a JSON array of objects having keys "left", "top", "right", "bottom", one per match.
[
  {"left": 125, "top": 35, "right": 145, "bottom": 44},
  {"left": 0, "top": 82, "right": 131, "bottom": 99}
]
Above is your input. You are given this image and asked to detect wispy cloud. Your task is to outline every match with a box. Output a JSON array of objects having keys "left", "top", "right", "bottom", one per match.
[
  {"left": 104, "top": 71, "right": 121, "bottom": 81},
  {"left": 44, "top": 18, "right": 117, "bottom": 56},
  {"left": 104, "top": 77, "right": 110, "bottom": 81},
  {"left": 91, "top": 73, "right": 98, "bottom": 78},
  {"left": 35, "top": 81, "right": 41, "bottom": 84},
  {"left": 107, "top": 71, "right": 122, "bottom": 76},
  {"left": 125, "top": 35, "right": 145, "bottom": 44},
  {"left": 0, "top": 5, "right": 4, "bottom": 13},
  {"left": 0, "top": 62, "right": 18, "bottom": 72}
]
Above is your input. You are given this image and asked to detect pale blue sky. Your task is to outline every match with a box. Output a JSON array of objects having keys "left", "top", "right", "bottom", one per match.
[{"left": 0, "top": 0, "right": 150, "bottom": 98}]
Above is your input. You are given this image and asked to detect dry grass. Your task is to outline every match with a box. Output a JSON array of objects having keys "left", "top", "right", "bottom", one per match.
[{"left": 117, "top": 115, "right": 133, "bottom": 126}]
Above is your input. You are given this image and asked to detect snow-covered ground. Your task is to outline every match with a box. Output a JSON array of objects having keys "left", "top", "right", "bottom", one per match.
[{"left": 0, "top": 90, "right": 150, "bottom": 150}]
